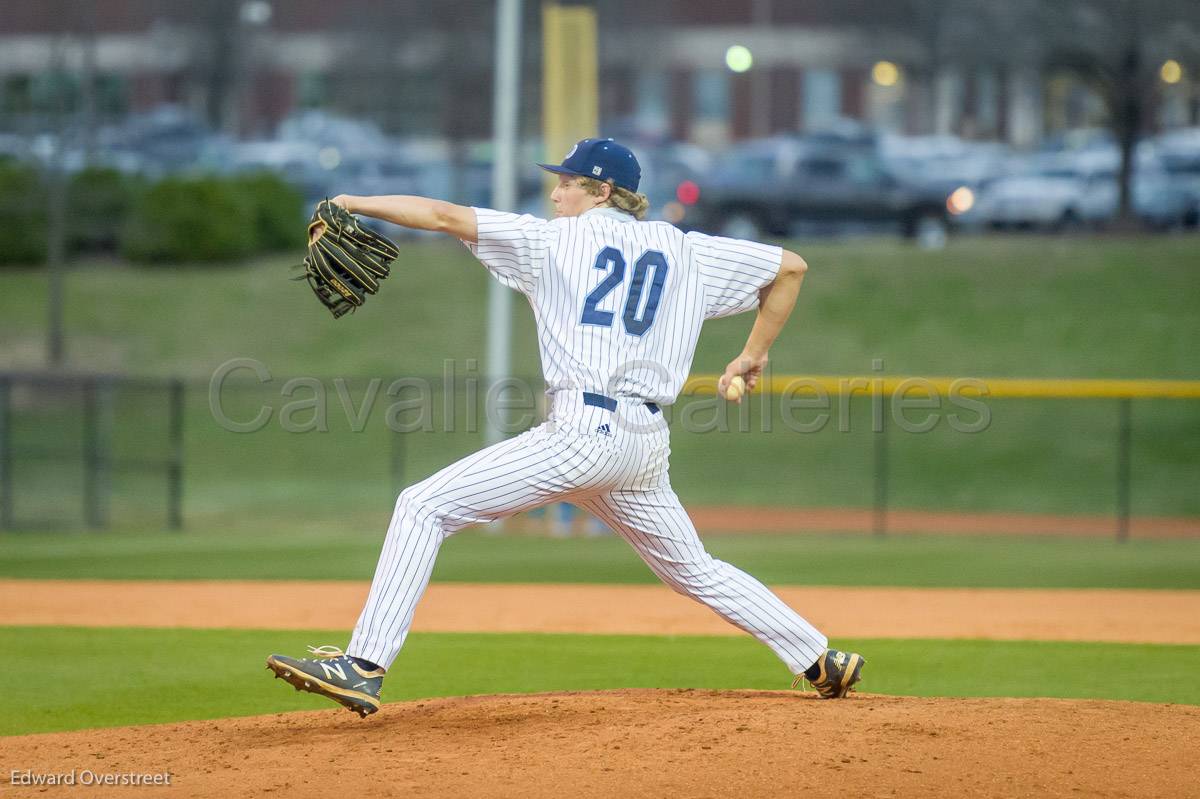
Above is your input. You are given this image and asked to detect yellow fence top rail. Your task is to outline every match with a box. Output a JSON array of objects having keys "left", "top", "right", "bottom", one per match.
[{"left": 683, "top": 375, "right": 1200, "bottom": 399}]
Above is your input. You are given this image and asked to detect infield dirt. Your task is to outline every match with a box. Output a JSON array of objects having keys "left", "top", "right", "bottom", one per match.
[
  {"left": 5, "top": 690, "right": 1196, "bottom": 798},
  {"left": 4, "top": 579, "right": 1199, "bottom": 643},
  {"left": 6, "top": 579, "right": 1198, "bottom": 796}
]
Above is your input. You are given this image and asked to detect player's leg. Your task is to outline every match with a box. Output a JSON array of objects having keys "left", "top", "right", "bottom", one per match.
[
  {"left": 576, "top": 487, "right": 828, "bottom": 678},
  {"left": 346, "top": 425, "right": 625, "bottom": 670}
]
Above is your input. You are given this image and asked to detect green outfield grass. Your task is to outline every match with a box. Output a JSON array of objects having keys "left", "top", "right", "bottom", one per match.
[
  {"left": 2, "top": 530, "right": 1198, "bottom": 588},
  {"left": 2, "top": 236, "right": 1198, "bottom": 530},
  {"left": 3, "top": 626, "right": 1196, "bottom": 736},
  {"left": 2, "top": 235, "right": 1198, "bottom": 379}
]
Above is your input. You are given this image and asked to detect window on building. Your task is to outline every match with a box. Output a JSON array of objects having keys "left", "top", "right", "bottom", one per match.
[
  {"left": 634, "top": 72, "right": 668, "bottom": 136},
  {"left": 976, "top": 70, "right": 998, "bottom": 134},
  {"left": 2, "top": 76, "right": 33, "bottom": 117},
  {"left": 803, "top": 69, "right": 841, "bottom": 131},
  {"left": 30, "top": 71, "right": 80, "bottom": 114},
  {"left": 694, "top": 70, "right": 729, "bottom": 120},
  {"left": 298, "top": 72, "right": 327, "bottom": 109},
  {"left": 94, "top": 74, "right": 128, "bottom": 117}
]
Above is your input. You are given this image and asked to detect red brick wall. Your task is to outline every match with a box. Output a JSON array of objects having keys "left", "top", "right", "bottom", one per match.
[
  {"left": 241, "top": 70, "right": 294, "bottom": 135},
  {"left": 730, "top": 72, "right": 752, "bottom": 139},
  {"left": 840, "top": 67, "right": 866, "bottom": 118},
  {"left": 769, "top": 67, "right": 799, "bottom": 133},
  {"left": 669, "top": 69, "right": 694, "bottom": 142}
]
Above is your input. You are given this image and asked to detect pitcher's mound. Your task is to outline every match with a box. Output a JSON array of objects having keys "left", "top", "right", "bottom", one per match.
[{"left": 6, "top": 690, "right": 1195, "bottom": 797}]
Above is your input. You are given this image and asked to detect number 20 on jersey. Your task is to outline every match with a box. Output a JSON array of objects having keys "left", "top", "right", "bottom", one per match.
[{"left": 580, "top": 247, "right": 669, "bottom": 337}]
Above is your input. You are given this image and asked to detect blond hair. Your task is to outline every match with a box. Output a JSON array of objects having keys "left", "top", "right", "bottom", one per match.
[{"left": 574, "top": 176, "right": 650, "bottom": 220}]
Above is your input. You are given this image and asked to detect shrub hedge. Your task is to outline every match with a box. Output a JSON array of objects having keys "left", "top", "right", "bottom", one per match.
[
  {"left": 229, "top": 171, "right": 306, "bottom": 253},
  {"left": 67, "top": 168, "right": 140, "bottom": 254},
  {"left": 0, "top": 161, "right": 49, "bottom": 265},
  {"left": 121, "top": 176, "right": 257, "bottom": 263},
  {"left": 0, "top": 165, "right": 305, "bottom": 266}
]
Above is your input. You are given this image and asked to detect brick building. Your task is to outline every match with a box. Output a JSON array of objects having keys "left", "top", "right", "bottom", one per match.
[{"left": 4, "top": 0, "right": 1179, "bottom": 147}]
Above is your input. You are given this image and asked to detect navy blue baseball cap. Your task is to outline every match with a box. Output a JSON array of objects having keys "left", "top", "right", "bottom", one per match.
[{"left": 538, "top": 138, "right": 641, "bottom": 193}]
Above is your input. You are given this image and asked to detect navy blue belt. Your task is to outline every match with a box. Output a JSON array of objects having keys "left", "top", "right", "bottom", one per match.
[{"left": 583, "top": 391, "right": 660, "bottom": 415}]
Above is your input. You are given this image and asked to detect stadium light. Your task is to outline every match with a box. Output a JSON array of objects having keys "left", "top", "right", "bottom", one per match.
[
  {"left": 872, "top": 61, "right": 901, "bottom": 87},
  {"left": 725, "top": 46, "right": 753, "bottom": 73},
  {"left": 1160, "top": 60, "right": 1183, "bottom": 84}
]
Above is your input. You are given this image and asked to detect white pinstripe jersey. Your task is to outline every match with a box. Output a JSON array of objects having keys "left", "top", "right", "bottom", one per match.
[{"left": 465, "top": 206, "right": 783, "bottom": 405}]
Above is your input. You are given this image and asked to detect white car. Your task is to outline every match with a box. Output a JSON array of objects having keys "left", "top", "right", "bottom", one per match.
[
  {"left": 881, "top": 134, "right": 1012, "bottom": 193},
  {"left": 1157, "top": 128, "right": 1200, "bottom": 221},
  {"left": 966, "top": 155, "right": 1196, "bottom": 230},
  {"left": 967, "top": 169, "right": 1090, "bottom": 229}
]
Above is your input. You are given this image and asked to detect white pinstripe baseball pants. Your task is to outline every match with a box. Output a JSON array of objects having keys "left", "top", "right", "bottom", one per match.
[{"left": 348, "top": 391, "right": 828, "bottom": 674}]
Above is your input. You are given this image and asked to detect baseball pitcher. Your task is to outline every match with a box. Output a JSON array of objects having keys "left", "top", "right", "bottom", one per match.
[{"left": 268, "top": 138, "right": 865, "bottom": 716}]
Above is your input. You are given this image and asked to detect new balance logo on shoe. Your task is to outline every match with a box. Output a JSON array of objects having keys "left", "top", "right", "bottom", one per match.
[
  {"left": 595, "top": 423, "right": 612, "bottom": 437},
  {"left": 267, "top": 647, "right": 384, "bottom": 718},
  {"left": 319, "top": 661, "right": 347, "bottom": 681}
]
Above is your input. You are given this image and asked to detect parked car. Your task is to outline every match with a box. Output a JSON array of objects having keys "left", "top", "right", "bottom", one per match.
[
  {"left": 635, "top": 141, "right": 714, "bottom": 223},
  {"left": 965, "top": 156, "right": 1198, "bottom": 231},
  {"left": 276, "top": 110, "right": 393, "bottom": 160},
  {"left": 687, "top": 136, "right": 954, "bottom": 247},
  {"left": 96, "top": 105, "right": 228, "bottom": 176},
  {"left": 968, "top": 162, "right": 1091, "bottom": 230},
  {"left": 880, "top": 133, "right": 1012, "bottom": 199},
  {"left": 1157, "top": 128, "right": 1200, "bottom": 225},
  {"left": 1132, "top": 167, "right": 1200, "bottom": 229},
  {"left": 0, "top": 133, "right": 32, "bottom": 163}
]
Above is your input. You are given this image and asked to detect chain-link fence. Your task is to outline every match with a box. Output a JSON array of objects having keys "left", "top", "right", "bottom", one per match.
[
  {"left": 0, "top": 372, "right": 183, "bottom": 530},
  {"left": 1, "top": 371, "right": 1197, "bottom": 536}
]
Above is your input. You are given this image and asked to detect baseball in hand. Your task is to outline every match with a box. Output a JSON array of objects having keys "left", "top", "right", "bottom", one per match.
[{"left": 724, "top": 375, "right": 746, "bottom": 402}]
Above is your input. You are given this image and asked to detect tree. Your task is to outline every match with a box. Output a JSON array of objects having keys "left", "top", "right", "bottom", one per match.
[
  {"left": 1037, "top": 0, "right": 1200, "bottom": 222},
  {"left": 850, "top": 0, "right": 1041, "bottom": 136}
]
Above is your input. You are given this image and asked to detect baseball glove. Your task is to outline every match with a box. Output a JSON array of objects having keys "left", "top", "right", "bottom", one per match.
[{"left": 297, "top": 199, "right": 401, "bottom": 318}]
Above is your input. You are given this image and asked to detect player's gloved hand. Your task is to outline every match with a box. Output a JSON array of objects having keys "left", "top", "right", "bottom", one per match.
[
  {"left": 296, "top": 198, "right": 401, "bottom": 318},
  {"left": 719, "top": 351, "right": 767, "bottom": 404},
  {"left": 308, "top": 195, "right": 356, "bottom": 244}
]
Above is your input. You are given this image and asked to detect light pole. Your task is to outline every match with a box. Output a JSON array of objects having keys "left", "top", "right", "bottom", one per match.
[
  {"left": 486, "top": 0, "right": 522, "bottom": 449},
  {"left": 45, "top": 35, "right": 69, "bottom": 368},
  {"left": 237, "top": 1, "right": 273, "bottom": 135}
]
